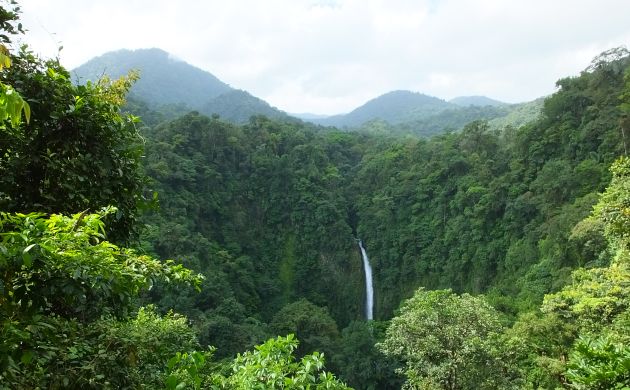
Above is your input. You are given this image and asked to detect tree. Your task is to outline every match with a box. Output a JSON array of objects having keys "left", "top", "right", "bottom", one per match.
[
  {"left": 0, "top": 46, "right": 145, "bottom": 243},
  {"left": 0, "top": 1, "right": 22, "bottom": 45},
  {"left": 0, "top": 44, "right": 28, "bottom": 126},
  {"left": 618, "top": 67, "right": 630, "bottom": 154},
  {"left": 541, "top": 158, "right": 630, "bottom": 332},
  {"left": 505, "top": 157, "right": 630, "bottom": 389},
  {"left": 536, "top": 157, "right": 630, "bottom": 388},
  {"left": 378, "top": 289, "right": 520, "bottom": 389},
  {"left": 335, "top": 321, "right": 402, "bottom": 390},
  {"left": 0, "top": 1, "right": 30, "bottom": 140},
  {"left": 566, "top": 326, "right": 630, "bottom": 389},
  {"left": 0, "top": 209, "right": 202, "bottom": 387},
  {"left": 165, "top": 335, "right": 351, "bottom": 389},
  {"left": 271, "top": 299, "right": 341, "bottom": 362}
]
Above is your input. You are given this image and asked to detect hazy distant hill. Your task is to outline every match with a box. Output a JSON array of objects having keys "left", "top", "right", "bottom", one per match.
[
  {"left": 200, "top": 89, "right": 291, "bottom": 124},
  {"left": 355, "top": 97, "right": 544, "bottom": 137},
  {"left": 72, "top": 48, "right": 231, "bottom": 108},
  {"left": 449, "top": 95, "right": 507, "bottom": 107},
  {"left": 315, "top": 90, "right": 454, "bottom": 127},
  {"left": 396, "top": 105, "right": 510, "bottom": 137},
  {"left": 73, "top": 48, "right": 291, "bottom": 123},
  {"left": 305, "top": 89, "right": 543, "bottom": 135},
  {"left": 74, "top": 49, "right": 543, "bottom": 133}
]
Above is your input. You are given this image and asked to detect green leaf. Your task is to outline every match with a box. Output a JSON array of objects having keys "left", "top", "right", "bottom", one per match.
[
  {"left": 20, "top": 350, "right": 33, "bottom": 364},
  {"left": 165, "top": 375, "right": 179, "bottom": 390},
  {"left": 21, "top": 243, "right": 38, "bottom": 267},
  {"left": 167, "top": 355, "right": 179, "bottom": 370}
]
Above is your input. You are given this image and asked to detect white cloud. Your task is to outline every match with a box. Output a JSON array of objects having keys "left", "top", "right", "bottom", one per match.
[{"left": 18, "top": 0, "right": 630, "bottom": 114}]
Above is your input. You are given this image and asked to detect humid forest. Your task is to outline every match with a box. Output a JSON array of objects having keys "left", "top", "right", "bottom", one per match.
[{"left": 1, "top": 1, "right": 630, "bottom": 389}]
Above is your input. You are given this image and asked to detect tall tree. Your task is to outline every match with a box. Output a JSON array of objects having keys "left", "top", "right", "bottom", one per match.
[
  {"left": 0, "top": 46, "right": 145, "bottom": 243},
  {"left": 378, "top": 289, "right": 521, "bottom": 389}
]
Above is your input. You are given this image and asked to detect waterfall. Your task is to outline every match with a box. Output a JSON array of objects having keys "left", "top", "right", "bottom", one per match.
[{"left": 358, "top": 240, "right": 374, "bottom": 320}]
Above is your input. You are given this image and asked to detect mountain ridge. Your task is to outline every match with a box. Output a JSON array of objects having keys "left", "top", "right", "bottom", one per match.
[
  {"left": 74, "top": 48, "right": 543, "bottom": 132},
  {"left": 72, "top": 48, "right": 291, "bottom": 124},
  {"left": 73, "top": 48, "right": 231, "bottom": 108},
  {"left": 314, "top": 90, "right": 455, "bottom": 127}
]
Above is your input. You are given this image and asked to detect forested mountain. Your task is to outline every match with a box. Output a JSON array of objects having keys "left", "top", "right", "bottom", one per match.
[
  {"left": 380, "top": 104, "right": 511, "bottom": 137},
  {"left": 355, "top": 100, "right": 543, "bottom": 138},
  {"left": 137, "top": 50, "right": 628, "bottom": 321},
  {"left": 75, "top": 49, "right": 542, "bottom": 135},
  {"left": 200, "top": 89, "right": 292, "bottom": 124},
  {"left": 72, "top": 48, "right": 231, "bottom": 108},
  {"left": 72, "top": 48, "right": 291, "bottom": 124},
  {"left": 132, "top": 48, "right": 629, "bottom": 388},
  {"left": 0, "top": 9, "right": 348, "bottom": 388},
  {"left": 310, "top": 89, "right": 542, "bottom": 137},
  {"left": 2, "top": 2, "right": 630, "bottom": 388},
  {"left": 314, "top": 90, "right": 454, "bottom": 127},
  {"left": 449, "top": 95, "right": 507, "bottom": 107}
]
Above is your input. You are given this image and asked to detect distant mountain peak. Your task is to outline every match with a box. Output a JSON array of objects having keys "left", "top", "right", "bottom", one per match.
[
  {"left": 312, "top": 89, "right": 453, "bottom": 127},
  {"left": 72, "top": 48, "right": 231, "bottom": 108},
  {"left": 379, "top": 90, "right": 433, "bottom": 97},
  {"left": 73, "top": 48, "right": 292, "bottom": 124}
]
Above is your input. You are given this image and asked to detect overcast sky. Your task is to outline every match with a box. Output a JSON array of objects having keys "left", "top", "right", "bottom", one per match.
[{"left": 18, "top": 0, "right": 630, "bottom": 115}]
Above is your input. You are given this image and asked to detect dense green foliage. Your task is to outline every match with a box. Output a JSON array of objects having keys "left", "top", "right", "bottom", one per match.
[
  {"left": 502, "top": 155, "right": 630, "bottom": 389},
  {"left": 487, "top": 97, "right": 545, "bottom": 131},
  {"left": 379, "top": 289, "right": 519, "bottom": 389},
  {"left": 0, "top": 12, "right": 345, "bottom": 387},
  {"left": 376, "top": 153, "right": 630, "bottom": 388},
  {"left": 2, "top": 2, "right": 630, "bottom": 387},
  {"left": 0, "top": 47, "right": 145, "bottom": 243},
  {"left": 355, "top": 50, "right": 629, "bottom": 318},
  {"left": 139, "top": 113, "right": 365, "bottom": 353},
  {"left": 0, "top": 210, "right": 202, "bottom": 388},
  {"left": 335, "top": 321, "right": 402, "bottom": 389},
  {"left": 165, "top": 335, "right": 350, "bottom": 389},
  {"left": 0, "top": 9, "right": 207, "bottom": 387},
  {"left": 353, "top": 100, "right": 543, "bottom": 138},
  {"left": 128, "top": 47, "right": 630, "bottom": 388},
  {"left": 200, "top": 89, "right": 291, "bottom": 124},
  {"left": 0, "top": 45, "right": 28, "bottom": 126},
  {"left": 388, "top": 104, "right": 510, "bottom": 137}
]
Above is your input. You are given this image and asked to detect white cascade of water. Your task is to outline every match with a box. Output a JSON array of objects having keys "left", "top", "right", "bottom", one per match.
[{"left": 358, "top": 240, "right": 374, "bottom": 320}]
